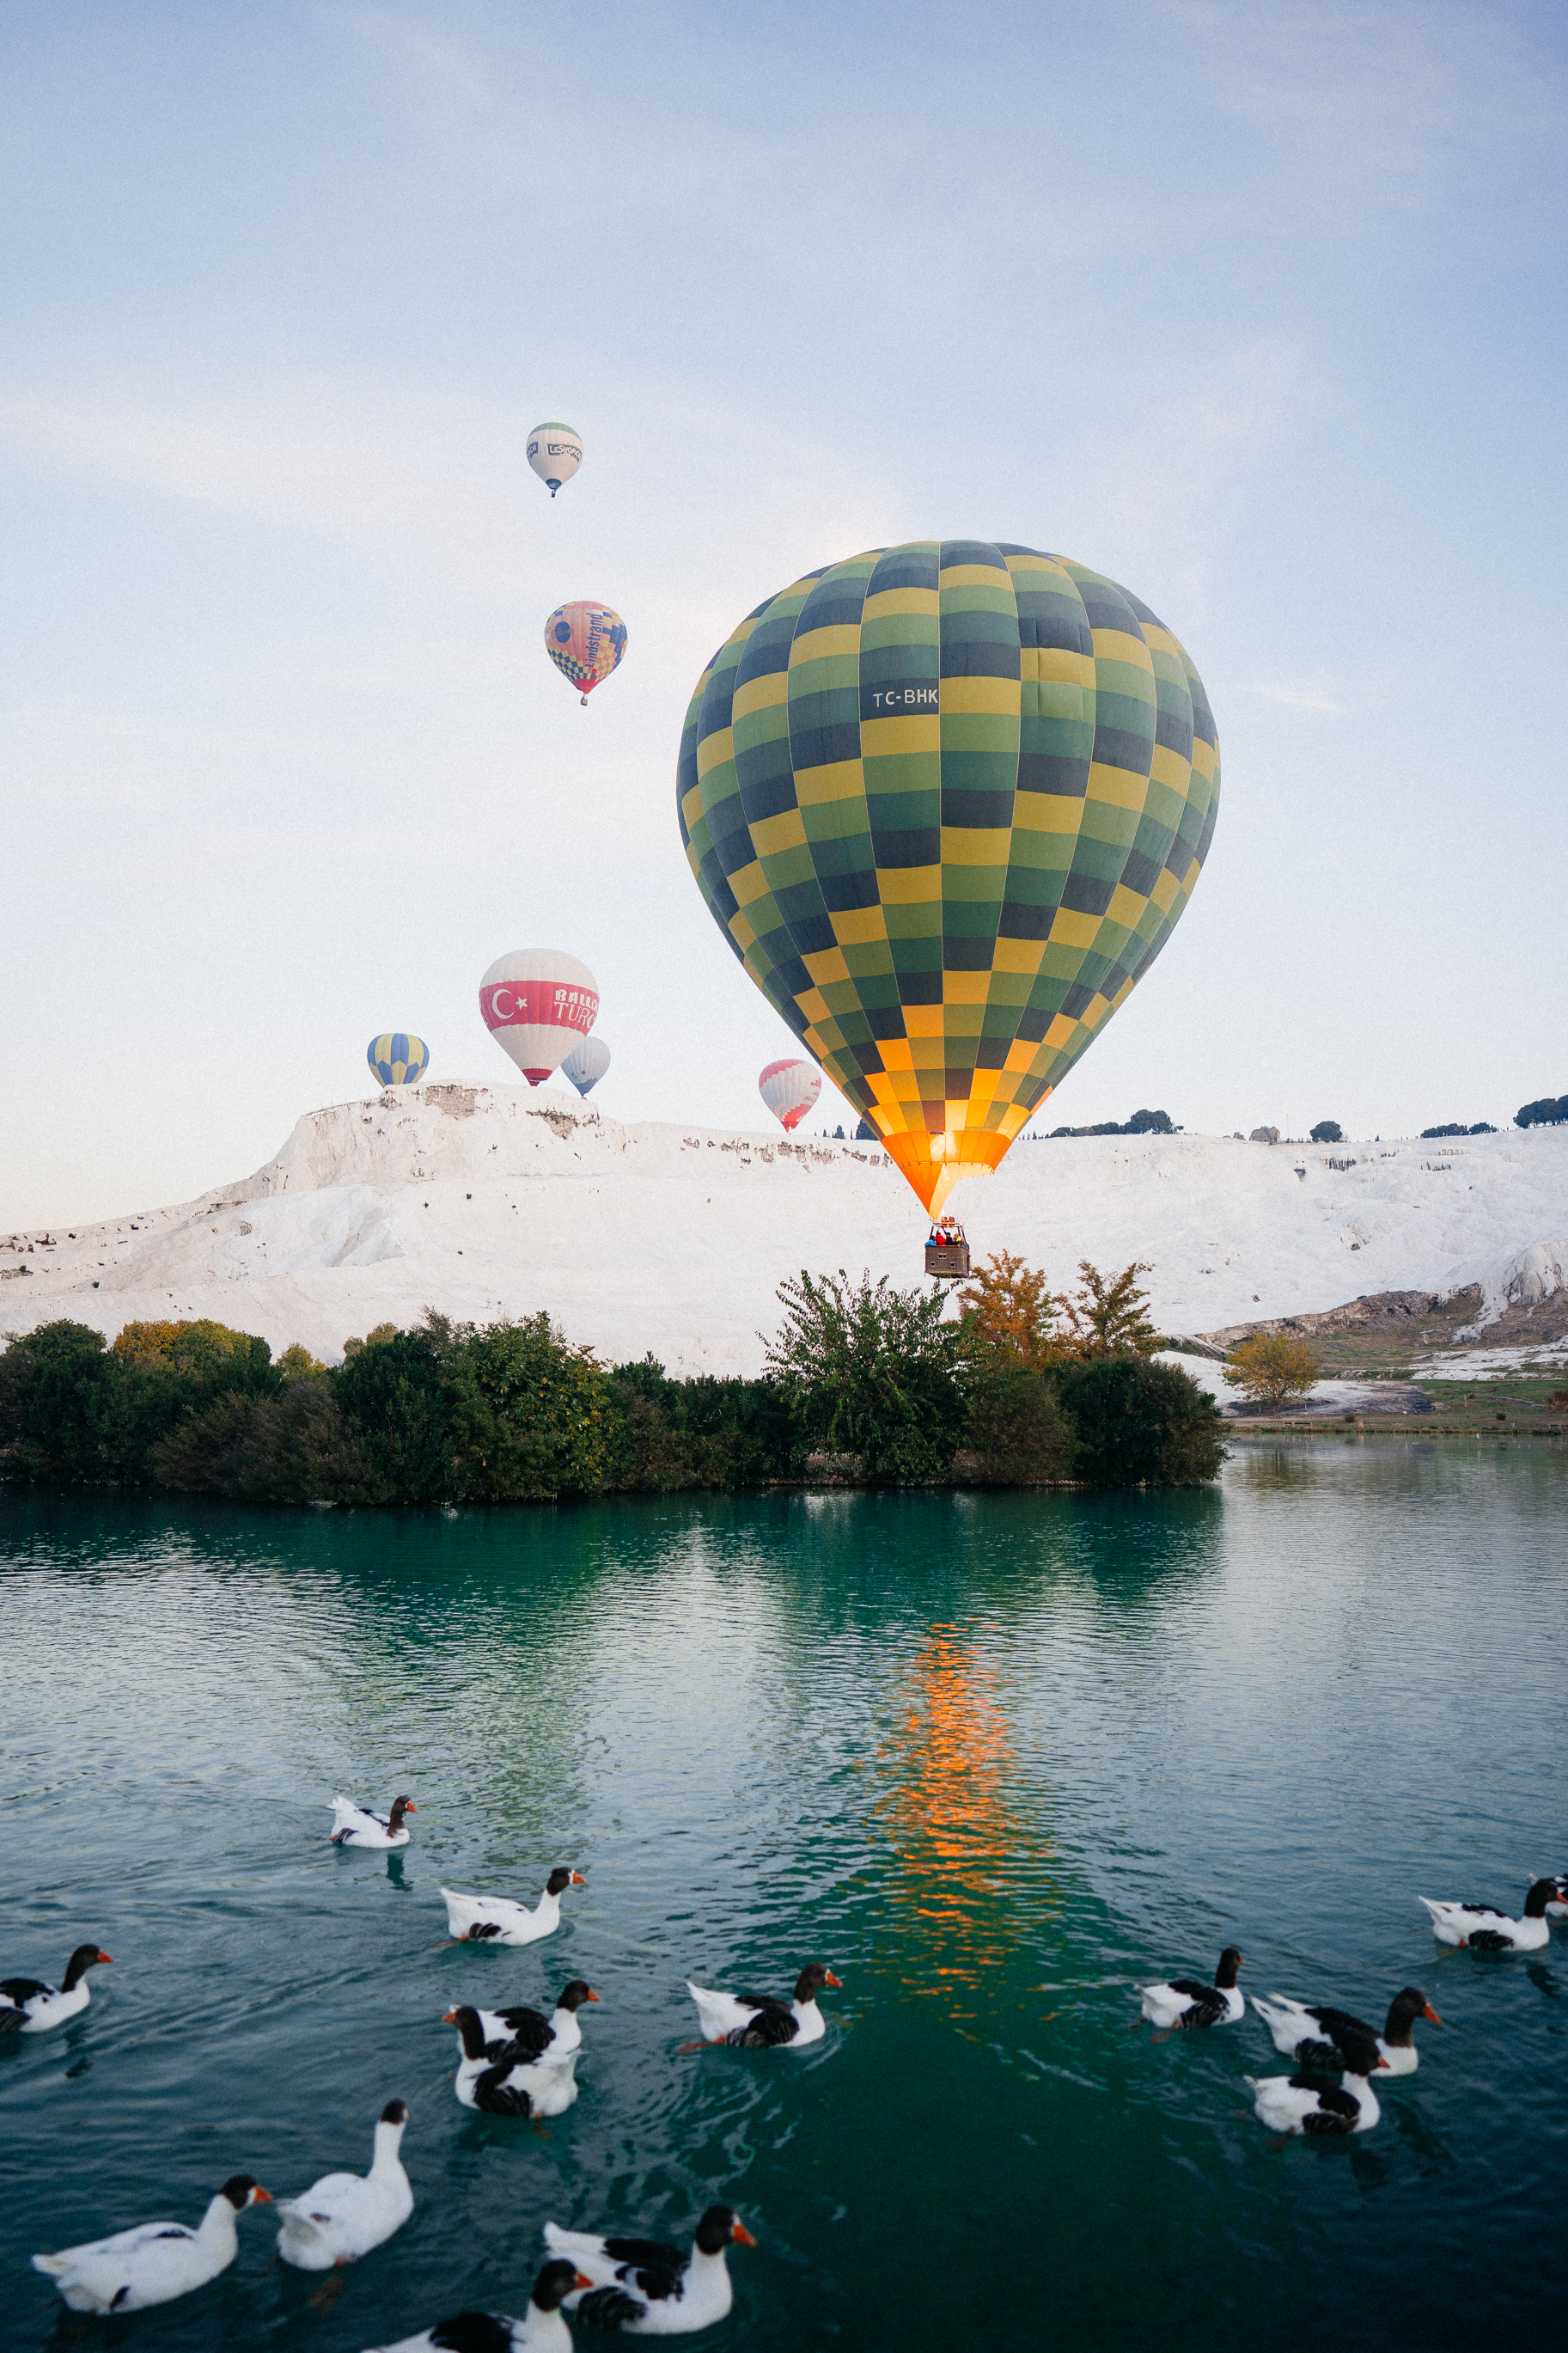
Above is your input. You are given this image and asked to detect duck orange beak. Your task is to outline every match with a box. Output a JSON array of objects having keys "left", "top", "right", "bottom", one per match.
[
  {"left": 253, "top": 2187, "right": 274, "bottom": 2203},
  {"left": 731, "top": 2223, "right": 757, "bottom": 2246},
  {"left": 570, "top": 1872, "right": 586, "bottom": 1885},
  {"left": 96, "top": 1951, "right": 113, "bottom": 1965},
  {"left": 824, "top": 1971, "right": 843, "bottom": 1988},
  {"left": 1423, "top": 2002, "right": 1443, "bottom": 2023},
  {"left": 575, "top": 2271, "right": 595, "bottom": 2289},
  {"left": 585, "top": 1989, "right": 601, "bottom": 2001},
  {"left": 442, "top": 2009, "right": 457, "bottom": 2024}
]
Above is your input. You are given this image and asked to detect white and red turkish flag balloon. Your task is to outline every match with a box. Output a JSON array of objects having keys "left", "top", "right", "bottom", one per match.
[
  {"left": 479, "top": 949, "right": 600, "bottom": 1085},
  {"left": 759, "top": 1058, "right": 821, "bottom": 1132}
]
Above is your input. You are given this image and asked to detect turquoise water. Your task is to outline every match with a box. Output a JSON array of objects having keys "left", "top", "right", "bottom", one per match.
[{"left": 2, "top": 1440, "right": 1565, "bottom": 2351}]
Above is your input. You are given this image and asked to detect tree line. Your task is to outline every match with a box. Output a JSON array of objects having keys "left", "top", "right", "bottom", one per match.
[{"left": 0, "top": 1259, "right": 1225, "bottom": 1506}]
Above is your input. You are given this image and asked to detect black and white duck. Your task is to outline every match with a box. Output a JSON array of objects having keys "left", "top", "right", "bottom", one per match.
[
  {"left": 1245, "top": 2032, "right": 1390, "bottom": 2136},
  {"left": 32, "top": 2175, "right": 271, "bottom": 2313},
  {"left": 1, "top": 1943, "right": 112, "bottom": 2034},
  {"left": 1138, "top": 1946, "right": 1244, "bottom": 2029},
  {"left": 544, "top": 2206, "right": 755, "bottom": 2334},
  {"left": 684, "top": 1963, "right": 839, "bottom": 2048},
  {"left": 1420, "top": 1881, "right": 1558, "bottom": 1952}
]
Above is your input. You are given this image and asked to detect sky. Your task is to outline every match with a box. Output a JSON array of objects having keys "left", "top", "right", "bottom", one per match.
[{"left": 3, "top": 0, "right": 1565, "bottom": 1229}]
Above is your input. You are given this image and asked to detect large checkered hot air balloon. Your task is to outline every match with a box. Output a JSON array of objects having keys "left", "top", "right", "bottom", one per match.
[
  {"left": 545, "top": 601, "right": 626, "bottom": 705},
  {"left": 479, "top": 950, "right": 599, "bottom": 1085},
  {"left": 679, "top": 540, "right": 1220, "bottom": 1218}
]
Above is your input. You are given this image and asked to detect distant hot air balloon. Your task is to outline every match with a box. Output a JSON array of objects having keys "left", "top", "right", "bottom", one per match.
[
  {"left": 546, "top": 602, "right": 626, "bottom": 705},
  {"left": 479, "top": 950, "right": 600, "bottom": 1085},
  {"left": 680, "top": 540, "right": 1220, "bottom": 1218},
  {"left": 561, "top": 1036, "right": 611, "bottom": 1097},
  {"left": 759, "top": 1058, "right": 821, "bottom": 1133},
  {"left": 527, "top": 420, "right": 583, "bottom": 498},
  {"left": 367, "top": 1032, "right": 429, "bottom": 1087}
]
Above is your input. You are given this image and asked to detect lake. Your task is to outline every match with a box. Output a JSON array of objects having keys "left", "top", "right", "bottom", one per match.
[{"left": 3, "top": 1438, "right": 1565, "bottom": 2352}]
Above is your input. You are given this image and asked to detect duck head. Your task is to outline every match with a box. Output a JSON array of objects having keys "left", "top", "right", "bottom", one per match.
[
  {"left": 694, "top": 2205, "right": 757, "bottom": 2256},
  {"left": 1384, "top": 1987, "right": 1441, "bottom": 2042},
  {"left": 220, "top": 2175, "right": 272, "bottom": 2209},
  {"left": 1214, "top": 1947, "right": 1244, "bottom": 1989},
  {"left": 533, "top": 2259, "right": 595, "bottom": 2313},
  {"left": 1523, "top": 1879, "right": 1559, "bottom": 1918},
  {"left": 62, "top": 1945, "right": 113, "bottom": 1991},
  {"left": 557, "top": 1980, "right": 600, "bottom": 2013},
  {"left": 545, "top": 1867, "right": 585, "bottom": 1898},
  {"left": 387, "top": 1797, "right": 417, "bottom": 1830},
  {"left": 444, "top": 2006, "right": 492, "bottom": 2061},
  {"left": 1338, "top": 2033, "right": 1389, "bottom": 2081},
  {"left": 793, "top": 1963, "right": 842, "bottom": 2003}
]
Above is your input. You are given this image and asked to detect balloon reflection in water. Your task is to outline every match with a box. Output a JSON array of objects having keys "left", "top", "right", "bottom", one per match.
[{"left": 870, "top": 1623, "right": 1045, "bottom": 2014}]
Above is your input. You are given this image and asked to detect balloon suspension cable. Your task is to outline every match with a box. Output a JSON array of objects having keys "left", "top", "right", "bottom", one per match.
[{"left": 580, "top": 693, "right": 589, "bottom": 706}]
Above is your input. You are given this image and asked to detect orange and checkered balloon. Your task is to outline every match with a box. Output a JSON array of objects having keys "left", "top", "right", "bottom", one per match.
[{"left": 545, "top": 601, "right": 627, "bottom": 706}]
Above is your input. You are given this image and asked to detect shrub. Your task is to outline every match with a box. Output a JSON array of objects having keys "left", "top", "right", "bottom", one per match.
[
  {"left": 963, "top": 1359, "right": 1076, "bottom": 1483},
  {"left": 0, "top": 1316, "right": 278, "bottom": 1487},
  {"left": 1222, "top": 1332, "right": 1321, "bottom": 1408},
  {"left": 1309, "top": 1120, "right": 1343, "bottom": 1143},
  {"left": 277, "top": 1342, "right": 326, "bottom": 1380},
  {"left": 332, "top": 1323, "right": 452, "bottom": 1501},
  {"left": 1516, "top": 1096, "right": 1568, "bottom": 1128},
  {"left": 342, "top": 1322, "right": 401, "bottom": 1359},
  {"left": 1469, "top": 1122, "right": 1497, "bottom": 1134},
  {"left": 1054, "top": 1356, "right": 1225, "bottom": 1485},
  {"left": 1421, "top": 1122, "right": 1468, "bottom": 1139},
  {"left": 764, "top": 1268, "right": 967, "bottom": 1482},
  {"left": 444, "top": 1312, "right": 613, "bottom": 1501},
  {"left": 150, "top": 1378, "right": 381, "bottom": 1502}
]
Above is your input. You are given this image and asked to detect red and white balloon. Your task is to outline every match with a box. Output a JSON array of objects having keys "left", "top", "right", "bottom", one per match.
[
  {"left": 759, "top": 1058, "right": 821, "bottom": 1133},
  {"left": 480, "top": 950, "right": 600, "bottom": 1085}
]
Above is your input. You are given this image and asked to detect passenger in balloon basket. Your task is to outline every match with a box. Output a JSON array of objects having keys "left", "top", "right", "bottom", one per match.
[{"left": 924, "top": 1216, "right": 970, "bottom": 1278}]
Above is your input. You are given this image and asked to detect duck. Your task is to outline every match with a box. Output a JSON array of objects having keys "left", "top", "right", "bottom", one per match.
[
  {"left": 684, "top": 1963, "right": 840, "bottom": 2049},
  {"left": 363, "top": 2264, "right": 595, "bottom": 2353},
  {"left": 1251, "top": 1985, "right": 1441, "bottom": 2077},
  {"left": 277, "top": 2099, "right": 413, "bottom": 2269},
  {"left": 544, "top": 2205, "right": 755, "bottom": 2334},
  {"left": 32, "top": 2174, "right": 271, "bottom": 2313},
  {"left": 1419, "top": 1880, "right": 1558, "bottom": 1952},
  {"left": 1245, "top": 2032, "right": 1390, "bottom": 2136},
  {"left": 1138, "top": 1946, "right": 1244, "bottom": 2028},
  {"left": 441, "top": 1870, "right": 584, "bottom": 1946},
  {"left": 445, "top": 2007, "right": 580, "bottom": 2118},
  {"left": 473, "top": 1980, "right": 600, "bottom": 2064},
  {"left": 331, "top": 1795, "right": 417, "bottom": 1849},
  {"left": 1, "top": 1942, "right": 112, "bottom": 2033},
  {"left": 1540, "top": 1874, "right": 1567, "bottom": 1919}
]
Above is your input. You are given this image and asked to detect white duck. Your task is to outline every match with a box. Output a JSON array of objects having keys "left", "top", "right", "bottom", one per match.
[
  {"left": 362, "top": 2262, "right": 595, "bottom": 2352},
  {"left": 1420, "top": 1879, "right": 1558, "bottom": 1952},
  {"left": 473, "top": 1979, "right": 600, "bottom": 2065},
  {"left": 441, "top": 1869, "right": 583, "bottom": 1947},
  {"left": 277, "top": 2099, "right": 413, "bottom": 2270},
  {"left": 331, "top": 1794, "right": 417, "bottom": 1849},
  {"left": 1245, "top": 2032, "right": 1390, "bottom": 2136},
  {"left": 545, "top": 2205, "right": 755, "bottom": 2335},
  {"left": 1138, "top": 1946, "right": 1244, "bottom": 2029},
  {"left": 685, "top": 1962, "right": 840, "bottom": 2048},
  {"left": 33, "top": 2173, "right": 271, "bottom": 2313},
  {"left": 1252, "top": 1985, "right": 1441, "bottom": 2077},
  {"left": 446, "top": 2006, "right": 580, "bottom": 2118},
  {"left": 2, "top": 1942, "right": 112, "bottom": 2033}
]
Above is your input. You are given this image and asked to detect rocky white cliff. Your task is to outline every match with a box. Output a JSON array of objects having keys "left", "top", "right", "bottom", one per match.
[{"left": 3, "top": 1085, "right": 1565, "bottom": 1375}]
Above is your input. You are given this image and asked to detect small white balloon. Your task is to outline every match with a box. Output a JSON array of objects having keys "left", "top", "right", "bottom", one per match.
[
  {"left": 561, "top": 1036, "right": 611, "bottom": 1097},
  {"left": 527, "top": 420, "right": 583, "bottom": 498}
]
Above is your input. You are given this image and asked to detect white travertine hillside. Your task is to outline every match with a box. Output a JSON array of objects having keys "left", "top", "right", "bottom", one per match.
[{"left": 3, "top": 1085, "right": 1565, "bottom": 1375}]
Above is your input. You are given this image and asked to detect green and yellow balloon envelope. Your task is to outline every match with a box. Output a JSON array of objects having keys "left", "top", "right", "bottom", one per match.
[{"left": 678, "top": 540, "right": 1220, "bottom": 1215}]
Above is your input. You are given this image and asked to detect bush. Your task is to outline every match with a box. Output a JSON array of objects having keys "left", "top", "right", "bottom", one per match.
[
  {"left": 1421, "top": 1121, "right": 1467, "bottom": 1139},
  {"left": 0, "top": 1316, "right": 278, "bottom": 1488},
  {"left": 1469, "top": 1122, "right": 1497, "bottom": 1134},
  {"left": 150, "top": 1379, "right": 381, "bottom": 1502},
  {"left": 444, "top": 1312, "right": 613, "bottom": 1501},
  {"left": 764, "top": 1268, "right": 967, "bottom": 1482},
  {"left": 1059, "top": 1261, "right": 1162, "bottom": 1358},
  {"left": 1516, "top": 1096, "right": 1568, "bottom": 1128},
  {"left": 963, "top": 1359, "right": 1076, "bottom": 1483},
  {"left": 1221, "top": 1332, "right": 1321, "bottom": 1409},
  {"left": 333, "top": 1322, "right": 452, "bottom": 1501},
  {"left": 1054, "top": 1357, "right": 1225, "bottom": 1485},
  {"left": 956, "top": 1250, "right": 1065, "bottom": 1369},
  {"left": 1309, "top": 1120, "right": 1343, "bottom": 1143}
]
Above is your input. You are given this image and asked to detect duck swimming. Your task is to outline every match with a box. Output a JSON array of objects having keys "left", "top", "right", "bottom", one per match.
[
  {"left": 1251, "top": 1986, "right": 1441, "bottom": 2076},
  {"left": 277, "top": 2099, "right": 413, "bottom": 2269},
  {"left": 441, "top": 1871, "right": 584, "bottom": 1947},
  {"left": 330, "top": 1796, "right": 416, "bottom": 1850},
  {"left": 33, "top": 2174, "right": 271, "bottom": 2313},
  {"left": 1419, "top": 1881, "right": 1558, "bottom": 1953},
  {"left": 545, "top": 2205, "right": 755, "bottom": 2334},
  {"left": 685, "top": 1964, "right": 839, "bottom": 2049},
  {"left": 1, "top": 1943, "right": 112, "bottom": 2034},
  {"left": 1138, "top": 1947, "right": 1244, "bottom": 2029}
]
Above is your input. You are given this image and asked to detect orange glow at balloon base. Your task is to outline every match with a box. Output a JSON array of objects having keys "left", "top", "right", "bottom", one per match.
[{"left": 884, "top": 1130, "right": 1010, "bottom": 1214}]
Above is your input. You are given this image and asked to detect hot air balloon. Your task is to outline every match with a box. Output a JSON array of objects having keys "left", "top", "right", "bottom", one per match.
[
  {"left": 679, "top": 540, "right": 1220, "bottom": 1219},
  {"left": 479, "top": 950, "right": 600, "bottom": 1085},
  {"left": 561, "top": 1036, "right": 611, "bottom": 1097},
  {"left": 759, "top": 1058, "right": 821, "bottom": 1132},
  {"left": 367, "top": 1032, "right": 429, "bottom": 1087},
  {"left": 527, "top": 420, "right": 583, "bottom": 498},
  {"left": 546, "top": 602, "right": 626, "bottom": 704}
]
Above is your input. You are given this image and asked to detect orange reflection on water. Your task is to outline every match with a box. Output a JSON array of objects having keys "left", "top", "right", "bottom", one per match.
[{"left": 871, "top": 1622, "right": 1046, "bottom": 2005}]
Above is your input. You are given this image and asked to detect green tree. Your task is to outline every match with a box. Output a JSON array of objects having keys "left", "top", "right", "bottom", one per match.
[
  {"left": 1055, "top": 1356, "right": 1225, "bottom": 1485},
  {"left": 963, "top": 1360, "right": 1076, "bottom": 1483},
  {"left": 332, "top": 1323, "right": 451, "bottom": 1501},
  {"left": 1309, "top": 1120, "right": 1343, "bottom": 1143},
  {"left": 446, "top": 1312, "right": 613, "bottom": 1500},
  {"left": 1060, "top": 1262, "right": 1162, "bottom": 1358},
  {"left": 763, "top": 1268, "right": 967, "bottom": 1482},
  {"left": 1222, "top": 1332, "right": 1320, "bottom": 1409}
]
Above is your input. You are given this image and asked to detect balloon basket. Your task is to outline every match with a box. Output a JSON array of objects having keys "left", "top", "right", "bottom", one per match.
[{"left": 924, "top": 1242, "right": 971, "bottom": 1278}]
